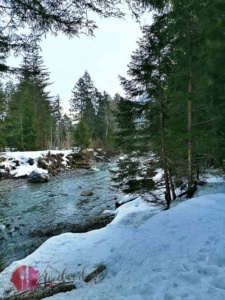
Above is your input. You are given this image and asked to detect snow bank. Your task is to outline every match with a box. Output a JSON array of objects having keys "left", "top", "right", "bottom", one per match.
[
  {"left": 0, "top": 150, "right": 73, "bottom": 177},
  {"left": 1, "top": 192, "right": 225, "bottom": 299}
]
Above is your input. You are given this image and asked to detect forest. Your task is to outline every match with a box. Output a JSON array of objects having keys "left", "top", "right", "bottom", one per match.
[
  {"left": 0, "top": 58, "right": 117, "bottom": 152},
  {"left": 0, "top": 1, "right": 224, "bottom": 208}
]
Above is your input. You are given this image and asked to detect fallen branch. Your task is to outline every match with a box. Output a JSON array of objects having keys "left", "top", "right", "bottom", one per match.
[
  {"left": 1, "top": 265, "right": 106, "bottom": 300},
  {"left": 1, "top": 282, "right": 76, "bottom": 300},
  {"left": 84, "top": 264, "right": 106, "bottom": 283}
]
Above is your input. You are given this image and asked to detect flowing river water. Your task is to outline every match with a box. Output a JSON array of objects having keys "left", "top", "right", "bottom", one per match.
[{"left": 0, "top": 164, "right": 123, "bottom": 269}]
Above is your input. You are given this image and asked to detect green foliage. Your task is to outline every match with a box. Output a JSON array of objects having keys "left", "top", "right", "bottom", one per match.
[
  {"left": 2, "top": 45, "right": 55, "bottom": 150},
  {"left": 70, "top": 72, "right": 116, "bottom": 150},
  {"left": 111, "top": 154, "right": 157, "bottom": 193},
  {"left": 115, "top": 97, "right": 151, "bottom": 153},
  {"left": 74, "top": 118, "right": 90, "bottom": 149},
  {"left": 94, "top": 91, "right": 115, "bottom": 148},
  {"left": 113, "top": 0, "right": 225, "bottom": 201}
]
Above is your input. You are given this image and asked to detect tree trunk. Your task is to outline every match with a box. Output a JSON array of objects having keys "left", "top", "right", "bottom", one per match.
[
  {"left": 187, "top": 19, "right": 193, "bottom": 196},
  {"left": 168, "top": 168, "right": 176, "bottom": 200},
  {"left": 159, "top": 84, "right": 171, "bottom": 209},
  {"left": 187, "top": 97, "right": 192, "bottom": 193}
]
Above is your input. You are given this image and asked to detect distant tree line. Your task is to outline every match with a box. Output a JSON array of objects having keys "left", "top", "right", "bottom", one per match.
[
  {"left": 69, "top": 71, "right": 117, "bottom": 151},
  {"left": 0, "top": 46, "right": 117, "bottom": 151}
]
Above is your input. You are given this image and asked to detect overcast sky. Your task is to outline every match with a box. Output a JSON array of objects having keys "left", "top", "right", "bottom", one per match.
[{"left": 9, "top": 10, "right": 152, "bottom": 114}]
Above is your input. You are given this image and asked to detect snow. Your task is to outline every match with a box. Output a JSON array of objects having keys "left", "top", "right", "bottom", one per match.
[
  {"left": 203, "top": 171, "right": 225, "bottom": 183},
  {"left": 1, "top": 180, "right": 225, "bottom": 299},
  {"left": 0, "top": 150, "right": 74, "bottom": 177},
  {"left": 12, "top": 166, "right": 48, "bottom": 177},
  {"left": 152, "top": 168, "right": 163, "bottom": 182},
  {"left": 115, "top": 193, "right": 140, "bottom": 206}
]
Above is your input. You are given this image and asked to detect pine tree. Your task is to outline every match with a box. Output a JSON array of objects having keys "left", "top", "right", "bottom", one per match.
[
  {"left": 4, "top": 74, "right": 37, "bottom": 150},
  {"left": 50, "top": 95, "right": 63, "bottom": 149},
  {"left": 22, "top": 44, "right": 53, "bottom": 149},
  {"left": 116, "top": 13, "right": 176, "bottom": 204},
  {"left": 70, "top": 71, "right": 98, "bottom": 142},
  {"left": 4, "top": 44, "right": 53, "bottom": 150},
  {"left": 95, "top": 91, "right": 113, "bottom": 147},
  {"left": 73, "top": 118, "right": 90, "bottom": 149},
  {"left": 70, "top": 71, "right": 96, "bottom": 118},
  {"left": 59, "top": 114, "right": 73, "bottom": 149},
  {"left": 164, "top": 0, "right": 225, "bottom": 194}
]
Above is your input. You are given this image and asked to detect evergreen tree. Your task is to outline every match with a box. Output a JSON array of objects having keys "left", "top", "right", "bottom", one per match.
[
  {"left": 165, "top": 0, "right": 225, "bottom": 194},
  {"left": 115, "top": 97, "right": 148, "bottom": 153},
  {"left": 50, "top": 95, "right": 63, "bottom": 149},
  {"left": 95, "top": 91, "right": 114, "bottom": 147},
  {"left": 22, "top": 44, "right": 53, "bottom": 149},
  {"left": 4, "top": 74, "right": 37, "bottom": 150},
  {"left": 115, "top": 14, "right": 175, "bottom": 204},
  {"left": 114, "top": 0, "right": 225, "bottom": 201},
  {"left": 59, "top": 114, "right": 73, "bottom": 149},
  {"left": 70, "top": 71, "right": 96, "bottom": 119},
  {"left": 73, "top": 118, "right": 90, "bottom": 149},
  {"left": 70, "top": 71, "right": 98, "bottom": 142},
  {"left": 4, "top": 44, "right": 53, "bottom": 150}
]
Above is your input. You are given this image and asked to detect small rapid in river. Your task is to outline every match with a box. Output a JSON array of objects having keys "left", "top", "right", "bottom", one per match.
[{"left": 0, "top": 164, "right": 123, "bottom": 269}]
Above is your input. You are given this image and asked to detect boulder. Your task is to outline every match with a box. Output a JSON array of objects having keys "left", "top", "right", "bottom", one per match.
[
  {"left": 28, "top": 170, "right": 50, "bottom": 183},
  {"left": 28, "top": 158, "right": 34, "bottom": 165},
  {"left": 37, "top": 158, "right": 48, "bottom": 169},
  {"left": 81, "top": 190, "right": 94, "bottom": 196}
]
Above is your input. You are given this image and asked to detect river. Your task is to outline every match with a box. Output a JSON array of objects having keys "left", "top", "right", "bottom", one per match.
[{"left": 0, "top": 164, "right": 123, "bottom": 269}]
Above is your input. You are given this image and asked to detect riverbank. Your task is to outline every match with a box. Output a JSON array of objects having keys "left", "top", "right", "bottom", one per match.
[{"left": 0, "top": 148, "right": 109, "bottom": 180}]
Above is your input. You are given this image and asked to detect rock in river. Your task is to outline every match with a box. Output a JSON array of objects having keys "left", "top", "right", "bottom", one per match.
[
  {"left": 81, "top": 190, "right": 94, "bottom": 196},
  {"left": 28, "top": 170, "right": 50, "bottom": 183}
]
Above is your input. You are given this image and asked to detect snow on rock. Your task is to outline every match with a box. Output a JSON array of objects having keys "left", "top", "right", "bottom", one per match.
[
  {"left": 27, "top": 169, "right": 50, "bottom": 183},
  {"left": 1, "top": 192, "right": 225, "bottom": 299},
  {"left": 115, "top": 193, "right": 140, "bottom": 208},
  {"left": 0, "top": 150, "right": 73, "bottom": 177},
  {"left": 0, "top": 224, "right": 5, "bottom": 231},
  {"left": 0, "top": 149, "right": 106, "bottom": 178},
  {"left": 102, "top": 209, "right": 117, "bottom": 217}
]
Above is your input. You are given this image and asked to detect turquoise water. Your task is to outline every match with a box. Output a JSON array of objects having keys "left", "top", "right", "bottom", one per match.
[{"left": 0, "top": 166, "right": 123, "bottom": 269}]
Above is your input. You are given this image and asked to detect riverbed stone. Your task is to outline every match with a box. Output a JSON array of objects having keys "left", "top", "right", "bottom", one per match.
[
  {"left": 81, "top": 190, "right": 94, "bottom": 196},
  {"left": 28, "top": 170, "right": 50, "bottom": 183}
]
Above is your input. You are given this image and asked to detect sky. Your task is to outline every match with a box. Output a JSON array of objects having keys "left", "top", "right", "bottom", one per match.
[{"left": 8, "top": 10, "right": 152, "bottom": 114}]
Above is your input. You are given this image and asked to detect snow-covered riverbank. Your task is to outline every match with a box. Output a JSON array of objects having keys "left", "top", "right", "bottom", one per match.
[
  {"left": 0, "top": 149, "right": 107, "bottom": 179},
  {"left": 0, "top": 174, "right": 225, "bottom": 299}
]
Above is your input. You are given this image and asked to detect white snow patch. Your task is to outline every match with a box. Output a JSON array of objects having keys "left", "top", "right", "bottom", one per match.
[
  {"left": 152, "top": 168, "right": 163, "bottom": 181},
  {"left": 0, "top": 150, "right": 73, "bottom": 177}
]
